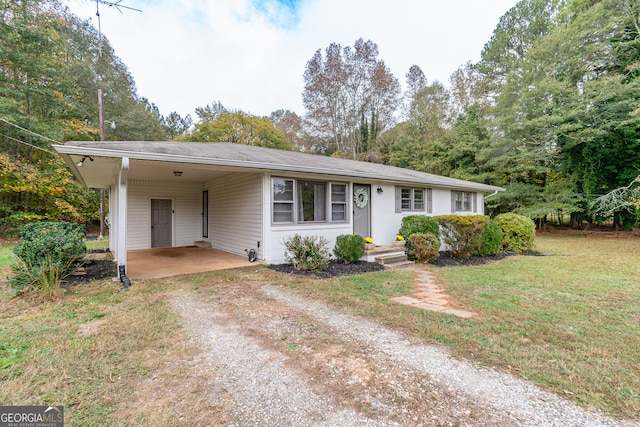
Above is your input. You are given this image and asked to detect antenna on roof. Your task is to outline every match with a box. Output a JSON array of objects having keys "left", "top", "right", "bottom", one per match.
[{"left": 96, "top": 0, "right": 142, "bottom": 13}]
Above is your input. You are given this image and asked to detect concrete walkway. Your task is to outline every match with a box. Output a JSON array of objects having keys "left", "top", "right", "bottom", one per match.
[{"left": 391, "top": 266, "right": 476, "bottom": 318}]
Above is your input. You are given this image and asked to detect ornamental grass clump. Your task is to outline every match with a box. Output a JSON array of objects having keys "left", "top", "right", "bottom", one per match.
[
  {"left": 10, "top": 221, "right": 87, "bottom": 296},
  {"left": 283, "top": 234, "right": 330, "bottom": 271},
  {"left": 333, "top": 234, "right": 365, "bottom": 264}
]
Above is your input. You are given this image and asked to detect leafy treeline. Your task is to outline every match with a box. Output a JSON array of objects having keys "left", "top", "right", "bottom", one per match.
[
  {"left": 0, "top": 0, "right": 167, "bottom": 234},
  {"left": 2, "top": 0, "right": 638, "bottom": 235},
  {"left": 300, "top": 0, "right": 640, "bottom": 228}
]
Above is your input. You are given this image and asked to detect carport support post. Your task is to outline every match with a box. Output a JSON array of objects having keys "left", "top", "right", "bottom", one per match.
[{"left": 116, "top": 157, "right": 129, "bottom": 281}]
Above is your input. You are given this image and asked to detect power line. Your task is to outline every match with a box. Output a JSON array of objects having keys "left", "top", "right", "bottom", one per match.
[
  {"left": 0, "top": 133, "right": 58, "bottom": 155},
  {"left": 0, "top": 118, "right": 62, "bottom": 145}
]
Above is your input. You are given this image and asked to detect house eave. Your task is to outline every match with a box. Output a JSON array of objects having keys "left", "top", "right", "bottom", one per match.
[{"left": 53, "top": 144, "right": 504, "bottom": 193}]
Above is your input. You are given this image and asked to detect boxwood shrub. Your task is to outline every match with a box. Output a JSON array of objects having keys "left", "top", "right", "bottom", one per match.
[
  {"left": 407, "top": 233, "right": 440, "bottom": 262},
  {"left": 494, "top": 213, "right": 536, "bottom": 252},
  {"left": 477, "top": 220, "right": 503, "bottom": 256},
  {"left": 333, "top": 234, "right": 365, "bottom": 264},
  {"left": 398, "top": 215, "right": 440, "bottom": 240},
  {"left": 436, "top": 215, "right": 490, "bottom": 259}
]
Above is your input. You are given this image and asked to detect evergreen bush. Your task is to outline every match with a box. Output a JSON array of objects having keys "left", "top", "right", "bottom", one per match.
[
  {"left": 494, "top": 213, "right": 536, "bottom": 252},
  {"left": 478, "top": 220, "right": 503, "bottom": 256},
  {"left": 283, "top": 234, "right": 330, "bottom": 271},
  {"left": 10, "top": 221, "right": 87, "bottom": 295},
  {"left": 407, "top": 233, "right": 440, "bottom": 262},
  {"left": 398, "top": 215, "right": 440, "bottom": 239},
  {"left": 436, "top": 215, "right": 490, "bottom": 259},
  {"left": 333, "top": 234, "right": 365, "bottom": 264}
]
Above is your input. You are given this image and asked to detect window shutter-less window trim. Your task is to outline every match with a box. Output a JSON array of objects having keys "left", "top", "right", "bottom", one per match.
[
  {"left": 427, "top": 188, "right": 432, "bottom": 213},
  {"left": 395, "top": 186, "right": 402, "bottom": 213}
]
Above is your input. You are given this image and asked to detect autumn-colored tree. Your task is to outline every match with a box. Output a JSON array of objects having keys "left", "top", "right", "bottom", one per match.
[
  {"left": 302, "top": 38, "right": 401, "bottom": 158},
  {"left": 185, "top": 111, "right": 293, "bottom": 150}
]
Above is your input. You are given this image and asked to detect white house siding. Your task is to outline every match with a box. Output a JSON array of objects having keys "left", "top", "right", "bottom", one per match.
[
  {"left": 207, "top": 172, "right": 263, "bottom": 258},
  {"left": 370, "top": 184, "right": 486, "bottom": 248},
  {"left": 262, "top": 174, "right": 353, "bottom": 264},
  {"left": 127, "top": 180, "right": 202, "bottom": 250}
]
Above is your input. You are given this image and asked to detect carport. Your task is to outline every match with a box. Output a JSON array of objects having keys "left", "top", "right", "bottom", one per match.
[{"left": 125, "top": 246, "right": 258, "bottom": 280}]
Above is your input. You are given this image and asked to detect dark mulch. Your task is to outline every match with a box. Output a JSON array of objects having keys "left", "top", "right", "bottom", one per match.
[
  {"left": 62, "top": 258, "right": 116, "bottom": 287},
  {"left": 269, "top": 260, "right": 385, "bottom": 278},
  {"left": 428, "top": 251, "right": 547, "bottom": 267}
]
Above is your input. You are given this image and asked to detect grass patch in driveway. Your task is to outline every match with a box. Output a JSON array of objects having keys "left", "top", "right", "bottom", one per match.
[{"left": 280, "top": 235, "right": 640, "bottom": 420}]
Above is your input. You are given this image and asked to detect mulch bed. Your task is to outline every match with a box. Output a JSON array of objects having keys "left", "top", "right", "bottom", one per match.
[
  {"left": 269, "top": 260, "right": 385, "bottom": 278},
  {"left": 428, "top": 251, "right": 547, "bottom": 267},
  {"left": 269, "top": 251, "right": 549, "bottom": 278},
  {"left": 62, "top": 252, "right": 116, "bottom": 287}
]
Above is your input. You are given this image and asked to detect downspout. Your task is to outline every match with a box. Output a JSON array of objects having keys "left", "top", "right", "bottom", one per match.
[
  {"left": 484, "top": 190, "right": 499, "bottom": 199},
  {"left": 118, "top": 157, "right": 131, "bottom": 289}
]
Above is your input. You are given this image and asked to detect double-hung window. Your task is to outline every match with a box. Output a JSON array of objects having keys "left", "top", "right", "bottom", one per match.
[
  {"left": 396, "top": 187, "right": 431, "bottom": 213},
  {"left": 452, "top": 191, "right": 476, "bottom": 212},
  {"left": 272, "top": 178, "right": 348, "bottom": 224}
]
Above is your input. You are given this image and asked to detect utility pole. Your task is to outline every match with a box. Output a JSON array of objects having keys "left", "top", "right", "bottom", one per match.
[{"left": 94, "top": 0, "right": 141, "bottom": 238}]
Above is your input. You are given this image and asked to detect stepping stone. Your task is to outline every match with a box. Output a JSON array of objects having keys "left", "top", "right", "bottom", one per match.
[
  {"left": 442, "top": 309, "right": 475, "bottom": 318},
  {"left": 390, "top": 296, "right": 422, "bottom": 305},
  {"left": 414, "top": 291, "right": 446, "bottom": 299},
  {"left": 410, "top": 301, "right": 446, "bottom": 312},
  {"left": 422, "top": 298, "right": 449, "bottom": 306}
]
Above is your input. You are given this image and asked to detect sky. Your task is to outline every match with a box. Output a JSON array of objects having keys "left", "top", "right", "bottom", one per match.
[{"left": 64, "top": 0, "right": 520, "bottom": 120}]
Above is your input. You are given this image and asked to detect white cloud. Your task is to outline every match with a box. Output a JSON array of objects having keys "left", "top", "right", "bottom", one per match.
[{"left": 64, "top": 0, "right": 518, "bottom": 119}]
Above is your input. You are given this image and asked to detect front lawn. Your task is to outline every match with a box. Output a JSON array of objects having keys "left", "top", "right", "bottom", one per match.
[
  {"left": 0, "top": 233, "right": 637, "bottom": 422},
  {"left": 286, "top": 234, "right": 640, "bottom": 419}
]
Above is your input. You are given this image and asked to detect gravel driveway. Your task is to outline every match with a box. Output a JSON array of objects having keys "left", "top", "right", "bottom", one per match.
[{"left": 171, "top": 284, "right": 636, "bottom": 426}]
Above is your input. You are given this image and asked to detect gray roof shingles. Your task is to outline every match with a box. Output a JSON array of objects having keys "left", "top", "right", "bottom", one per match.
[{"left": 60, "top": 141, "right": 503, "bottom": 192}]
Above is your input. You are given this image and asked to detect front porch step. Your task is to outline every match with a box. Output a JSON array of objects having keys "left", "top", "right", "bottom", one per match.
[
  {"left": 375, "top": 253, "right": 409, "bottom": 265},
  {"left": 374, "top": 253, "right": 415, "bottom": 270}
]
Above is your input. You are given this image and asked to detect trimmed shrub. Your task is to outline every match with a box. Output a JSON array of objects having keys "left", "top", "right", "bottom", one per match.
[
  {"left": 494, "top": 213, "right": 536, "bottom": 252},
  {"left": 398, "top": 215, "right": 439, "bottom": 240},
  {"left": 478, "top": 220, "right": 503, "bottom": 256},
  {"left": 283, "top": 234, "right": 330, "bottom": 271},
  {"left": 333, "top": 234, "right": 365, "bottom": 264},
  {"left": 436, "top": 215, "right": 490, "bottom": 259},
  {"left": 10, "top": 221, "right": 87, "bottom": 295},
  {"left": 408, "top": 233, "right": 440, "bottom": 262}
]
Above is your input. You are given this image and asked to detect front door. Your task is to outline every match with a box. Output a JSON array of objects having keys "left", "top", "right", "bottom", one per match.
[
  {"left": 353, "top": 184, "right": 371, "bottom": 238},
  {"left": 151, "top": 199, "right": 172, "bottom": 248}
]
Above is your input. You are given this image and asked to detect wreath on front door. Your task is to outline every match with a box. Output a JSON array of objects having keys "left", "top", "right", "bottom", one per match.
[{"left": 354, "top": 188, "right": 369, "bottom": 208}]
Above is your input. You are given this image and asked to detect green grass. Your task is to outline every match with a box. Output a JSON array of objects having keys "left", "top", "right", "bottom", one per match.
[
  {"left": 84, "top": 236, "right": 110, "bottom": 252},
  {"left": 0, "top": 234, "right": 638, "bottom": 422},
  {"left": 0, "top": 241, "right": 16, "bottom": 268},
  {"left": 285, "top": 235, "right": 640, "bottom": 419}
]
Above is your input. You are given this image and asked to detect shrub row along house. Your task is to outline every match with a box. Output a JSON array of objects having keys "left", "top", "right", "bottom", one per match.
[{"left": 54, "top": 141, "right": 503, "bottom": 277}]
